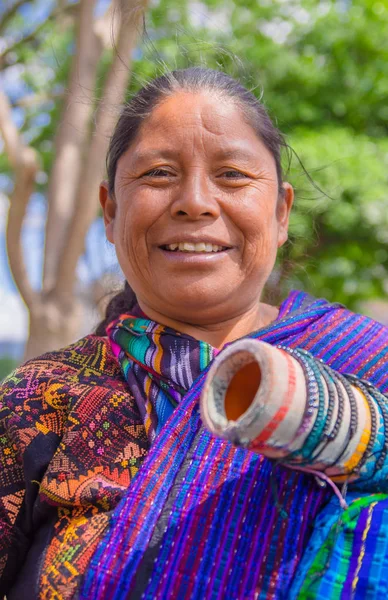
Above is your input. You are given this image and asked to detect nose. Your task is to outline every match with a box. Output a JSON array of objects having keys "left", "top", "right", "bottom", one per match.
[{"left": 170, "top": 171, "right": 221, "bottom": 220}]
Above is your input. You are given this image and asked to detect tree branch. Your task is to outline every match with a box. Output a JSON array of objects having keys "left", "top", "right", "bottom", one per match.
[
  {"left": 10, "top": 89, "right": 64, "bottom": 108},
  {"left": 0, "top": 1, "right": 77, "bottom": 69},
  {"left": 0, "top": 0, "right": 28, "bottom": 34},
  {"left": 54, "top": 0, "right": 148, "bottom": 300},
  {"left": 0, "top": 91, "right": 39, "bottom": 308},
  {"left": 0, "top": 91, "right": 20, "bottom": 166},
  {"left": 42, "top": 0, "right": 102, "bottom": 292}
]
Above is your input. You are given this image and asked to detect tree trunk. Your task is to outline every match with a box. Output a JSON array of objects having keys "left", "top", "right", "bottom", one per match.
[
  {"left": 54, "top": 0, "right": 147, "bottom": 299},
  {"left": 23, "top": 298, "right": 83, "bottom": 361},
  {"left": 43, "top": 0, "right": 102, "bottom": 292}
]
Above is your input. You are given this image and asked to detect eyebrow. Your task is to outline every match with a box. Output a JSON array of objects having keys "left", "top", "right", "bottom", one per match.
[
  {"left": 129, "top": 145, "right": 261, "bottom": 165},
  {"left": 130, "top": 149, "right": 178, "bottom": 164},
  {"left": 211, "top": 147, "right": 260, "bottom": 162}
]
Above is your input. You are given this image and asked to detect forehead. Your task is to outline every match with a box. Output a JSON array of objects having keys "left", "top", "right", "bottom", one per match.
[
  {"left": 144, "top": 91, "right": 243, "bottom": 134},
  {"left": 128, "top": 91, "right": 270, "bottom": 159}
]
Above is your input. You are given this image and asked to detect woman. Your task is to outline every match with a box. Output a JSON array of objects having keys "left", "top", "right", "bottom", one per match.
[{"left": 1, "top": 68, "right": 387, "bottom": 600}]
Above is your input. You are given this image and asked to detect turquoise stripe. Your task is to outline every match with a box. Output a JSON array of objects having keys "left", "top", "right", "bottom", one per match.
[
  {"left": 199, "top": 340, "right": 212, "bottom": 371},
  {"left": 358, "top": 346, "right": 388, "bottom": 378}
]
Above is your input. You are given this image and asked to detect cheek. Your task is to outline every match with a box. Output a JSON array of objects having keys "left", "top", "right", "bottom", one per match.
[
  {"left": 113, "top": 195, "right": 165, "bottom": 290},
  {"left": 113, "top": 204, "right": 146, "bottom": 273},
  {"left": 115, "top": 195, "right": 149, "bottom": 245},
  {"left": 116, "top": 188, "right": 169, "bottom": 244},
  {"left": 235, "top": 197, "right": 279, "bottom": 256}
]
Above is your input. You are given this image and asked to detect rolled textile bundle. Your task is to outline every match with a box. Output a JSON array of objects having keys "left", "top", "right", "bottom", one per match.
[{"left": 201, "top": 339, "right": 379, "bottom": 484}]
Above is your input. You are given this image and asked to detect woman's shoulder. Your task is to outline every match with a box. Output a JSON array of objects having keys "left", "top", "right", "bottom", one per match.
[
  {"left": 284, "top": 290, "right": 387, "bottom": 331},
  {"left": 281, "top": 290, "right": 388, "bottom": 390},
  {"left": 0, "top": 334, "right": 125, "bottom": 414}
]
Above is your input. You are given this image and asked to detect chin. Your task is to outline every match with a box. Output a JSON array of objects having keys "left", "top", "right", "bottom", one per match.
[{"left": 161, "top": 288, "right": 241, "bottom": 323}]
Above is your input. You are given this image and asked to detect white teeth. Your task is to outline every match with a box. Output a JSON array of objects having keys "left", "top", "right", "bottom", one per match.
[
  {"left": 165, "top": 242, "right": 226, "bottom": 253},
  {"left": 196, "top": 243, "right": 207, "bottom": 252},
  {"left": 180, "top": 242, "right": 195, "bottom": 251}
]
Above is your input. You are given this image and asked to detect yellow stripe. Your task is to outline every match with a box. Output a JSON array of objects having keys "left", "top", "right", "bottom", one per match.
[
  {"left": 100, "top": 342, "right": 107, "bottom": 370},
  {"left": 63, "top": 561, "right": 79, "bottom": 577},
  {"left": 153, "top": 325, "right": 164, "bottom": 373},
  {"left": 343, "top": 390, "right": 371, "bottom": 474},
  {"left": 36, "top": 421, "right": 50, "bottom": 435},
  {"left": 144, "top": 377, "right": 153, "bottom": 434},
  {"left": 142, "top": 325, "right": 164, "bottom": 435},
  {"left": 352, "top": 501, "right": 376, "bottom": 593}
]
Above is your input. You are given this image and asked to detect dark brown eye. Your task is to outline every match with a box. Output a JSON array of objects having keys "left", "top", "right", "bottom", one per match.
[
  {"left": 143, "top": 168, "right": 171, "bottom": 177},
  {"left": 222, "top": 170, "right": 249, "bottom": 179}
]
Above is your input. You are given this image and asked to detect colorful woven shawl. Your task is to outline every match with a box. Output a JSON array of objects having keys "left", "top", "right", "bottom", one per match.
[
  {"left": 107, "top": 310, "right": 217, "bottom": 442},
  {"left": 80, "top": 291, "right": 388, "bottom": 599}
]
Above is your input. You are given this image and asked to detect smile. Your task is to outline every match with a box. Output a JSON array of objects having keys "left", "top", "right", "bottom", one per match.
[{"left": 160, "top": 242, "right": 231, "bottom": 253}]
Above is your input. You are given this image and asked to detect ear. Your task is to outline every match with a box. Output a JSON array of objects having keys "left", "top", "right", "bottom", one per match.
[
  {"left": 276, "top": 182, "right": 294, "bottom": 248},
  {"left": 100, "top": 180, "right": 116, "bottom": 244}
]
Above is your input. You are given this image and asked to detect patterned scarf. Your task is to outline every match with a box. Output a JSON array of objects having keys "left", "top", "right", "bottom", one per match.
[
  {"left": 81, "top": 291, "right": 388, "bottom": 599},
  {"left": 107, "top": 312, "right": 217, "bottom": 442}
]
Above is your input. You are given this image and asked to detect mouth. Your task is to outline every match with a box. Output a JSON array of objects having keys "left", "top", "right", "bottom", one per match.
[{"left": 159, "top": 242, "right": 231, "bottom": 254}]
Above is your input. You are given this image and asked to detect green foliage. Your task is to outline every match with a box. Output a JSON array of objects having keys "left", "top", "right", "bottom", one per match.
[
  {"left": 0, "top": 356, "right": 19, "bottom": 382},
  {"left": 2, "top": 0, "right": 388, "bottom": 310},
  {"left": 285, "top": 127, "right": 388, "bottom": 306}
]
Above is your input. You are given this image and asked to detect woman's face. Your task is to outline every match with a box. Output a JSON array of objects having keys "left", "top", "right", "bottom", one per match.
[{"left": 100, "top": 91, "right": 293, "bottom": 325}]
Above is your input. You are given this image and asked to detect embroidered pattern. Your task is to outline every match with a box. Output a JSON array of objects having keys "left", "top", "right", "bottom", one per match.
[{"left": 0, "top": 336, "right": 149, "bottom": 599}]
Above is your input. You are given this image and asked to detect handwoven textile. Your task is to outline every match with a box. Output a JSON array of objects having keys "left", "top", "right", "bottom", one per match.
[
  {"left": 0, "top": 336, "right": 149, "bottom": 599},
  {"left": 107, "top": 315, "right": 216, "bottom": 442},
  {"left": 1, "top": 290, "right": 387, "bottom": 599},
  {"left": 80, "top": 291, "right": 388, "bottom": 600}
]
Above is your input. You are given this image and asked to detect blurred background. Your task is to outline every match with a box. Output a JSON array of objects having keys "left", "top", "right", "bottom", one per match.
[{"left": 0, "top": 0, "right": 387, "bottom": 378}]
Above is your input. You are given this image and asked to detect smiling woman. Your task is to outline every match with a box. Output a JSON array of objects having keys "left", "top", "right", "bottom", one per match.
[
  {"left": 102, "top": 101, "right": 291, "bottom": 339},
  {"left": 98, "top": 69, "right": 293, "bottom": 346},
  {"left": 1, "top": 68, "right": 388, "bottom": 600}
]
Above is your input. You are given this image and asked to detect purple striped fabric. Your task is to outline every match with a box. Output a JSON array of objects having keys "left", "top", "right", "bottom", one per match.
[{"left": 80, "top": 291, "right": 388, "bottom": 599}]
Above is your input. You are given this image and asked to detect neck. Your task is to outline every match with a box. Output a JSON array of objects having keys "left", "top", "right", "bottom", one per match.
[{"left": 136, "top": 301, "right": 279, "bottom": 349}]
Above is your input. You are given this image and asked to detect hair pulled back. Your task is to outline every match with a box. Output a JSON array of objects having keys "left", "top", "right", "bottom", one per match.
[{"left": 96, "top": 67, "right": 288, "bottom": 336}]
